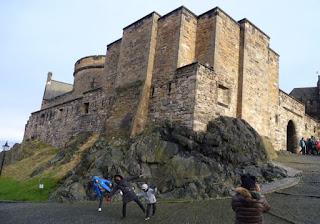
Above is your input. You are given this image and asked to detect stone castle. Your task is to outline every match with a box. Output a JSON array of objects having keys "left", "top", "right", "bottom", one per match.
[{"left": 23, "top": 6, "right": 319, "bottom": 153}]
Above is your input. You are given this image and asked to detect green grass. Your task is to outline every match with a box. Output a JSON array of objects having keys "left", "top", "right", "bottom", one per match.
[
  {"left": 0, "top": 134, "right": 99, "bottom": 202},
  {"left": 0, "top": 178, "right": 58, "bottom": 201}
]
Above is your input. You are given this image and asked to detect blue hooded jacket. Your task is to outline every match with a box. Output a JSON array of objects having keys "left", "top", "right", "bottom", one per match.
[{"left": 93, "top": 176, "right": 112, "bottom": 197}]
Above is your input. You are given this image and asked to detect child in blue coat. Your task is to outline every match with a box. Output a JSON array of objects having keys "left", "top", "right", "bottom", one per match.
[{"left": 93, "top": 176, "right": 112, "bottom": 212}]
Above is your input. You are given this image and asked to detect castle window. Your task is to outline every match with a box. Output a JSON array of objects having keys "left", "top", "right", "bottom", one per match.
[
  {"left": 275, "top": 115, "right": 279, "bottom": 123},
  {"left": 168, "top": 82, "right": 172, "bottom": 93},
  {"left": 314, "top": 126, "right": 316, "bottom": 133},
  {"left": 83, "top": 103, "right": 89, "bottom": 114},
  {"left": 151, "top": 86, "right": 155, "bottom": 97},
  {"left": 57, "top": 108, "right": 63, "bottom": 118},
  {"left": 305, "top": 124, "right": 308, "bottom": 130},
  {"left": 217, "top": 84, "right": 230, "bottom": 108},
  {"left": 91, "top": 78, "right": 96, "bottom": 89},
  {"left": 40, "top": 114, "right": 45, "bottom": 125}
]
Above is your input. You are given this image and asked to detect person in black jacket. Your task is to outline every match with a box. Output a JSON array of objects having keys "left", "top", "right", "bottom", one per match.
[{"left": 110, "top": 174, "right": 145, "bottom": 220}]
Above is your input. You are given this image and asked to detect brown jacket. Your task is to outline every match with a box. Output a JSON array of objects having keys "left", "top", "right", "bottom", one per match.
[{"left": 231, "top": 187, "right": 270, "bottom": 224}]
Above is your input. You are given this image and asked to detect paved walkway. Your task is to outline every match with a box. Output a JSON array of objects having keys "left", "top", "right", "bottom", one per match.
[{"left": 0, "top": 153, "right": 319, "bottom": 224}]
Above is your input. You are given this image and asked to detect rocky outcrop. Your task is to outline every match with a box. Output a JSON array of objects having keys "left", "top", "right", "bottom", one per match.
[
  {"left": 50, "top": 117, "right": 287, "bottom": 202},
  {"left": 30, "top": 132, "right": 93, "bottom": 177}
]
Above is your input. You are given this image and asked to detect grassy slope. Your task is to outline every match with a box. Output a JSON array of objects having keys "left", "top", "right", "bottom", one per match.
[{"left": 0, "top": 134, "right": 99, "bottom": 201}]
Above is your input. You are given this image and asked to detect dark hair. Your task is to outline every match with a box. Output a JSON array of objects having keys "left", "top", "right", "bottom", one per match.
[
  {"left": 114, "top": 174, "right": 123, "bottom": 180},
  {"left": 241, "top": 174, "right": 256, "bottom": 190}
]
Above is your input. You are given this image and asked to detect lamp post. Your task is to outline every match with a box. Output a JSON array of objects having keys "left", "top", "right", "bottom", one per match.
[{"left": 0, "top": 141, "right": 10, "bottom": 177}]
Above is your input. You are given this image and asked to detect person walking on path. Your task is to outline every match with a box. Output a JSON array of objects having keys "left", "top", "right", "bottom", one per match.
[
  {"left": 136, "top": 184, "right": 157, "bottom": 220},
  {"left": 232, "top": 174, "right": 270, "bottom": 224},
  {"left": 93, "top": 176, "right": 112, "bottom": 212},
  {"left": 110, "top": 174, "right": 146, "bottom": 220},
  {"left": 300, "top": 137, "right": 306, "bottom": 155}
]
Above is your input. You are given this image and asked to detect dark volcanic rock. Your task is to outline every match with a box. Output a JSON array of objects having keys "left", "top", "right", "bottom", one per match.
[{"left": 50, "top": 117, "right": 287, "bottom": 202}]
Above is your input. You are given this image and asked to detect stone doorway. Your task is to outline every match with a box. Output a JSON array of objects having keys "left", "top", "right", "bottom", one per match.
[{"left": 287, "top": 120, "right": 298, "bottom": 153}]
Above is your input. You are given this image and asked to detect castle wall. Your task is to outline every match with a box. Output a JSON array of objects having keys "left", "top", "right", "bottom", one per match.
[
  {"left": 238, "top": 19, "right": 271, "bottom": 137},
  {"left": 195, "top": 11, "right": 216, "bottom": 67},
  {"left": 24, "top": 88, "right": 107, "bottom": 148},
  {"left": 148, "top": 7, "right": 198, "bottom": 127},
  {"left": 24, "top": 6, "right": 320, "bottom": 154},
  {"left": 104, "top": 40, "right": 121, "bottom": 90},
  {"left": 195, "top": 8, "right": 240, "bottom": 121},
  {"left": 213, "top": 9, "right": 240, "bottom": 118},
  {"left": 73, "top": 56, "right": 105, "bottom": 96},
  {"left": 131, "top": 13, "right": 159, "bottom": 136},
  {"left": 268, "top": 49, "right": 280, "bottom": 142},
  {"left": 176, "top": 8, "right": 197, "bottom": 68},
  {"left": 193, "top": 65, "right": 217, "bottom": 131},
  {"left": 104, "top": 12, "right": 160, "bottom": 137},
  {"left": 193, "top": 64, "right": 236, "bottom": 131},
  {"left": 102, "top": 39, "right": 122, "bottom": 119},
  {"left": 41, "top": 56, "right": 105, "bottom": 110},
  {"left": 149, "top": 63, "right": 198, "bottom": 129},
  {"left": 41, "top": 91, "right": 75, "bottom": 110},
  {"left": 273, "top": 91, "right": 318, "bottom": 152}
]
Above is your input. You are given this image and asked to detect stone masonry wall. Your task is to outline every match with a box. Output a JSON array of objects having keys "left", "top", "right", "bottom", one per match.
[
  {"left": 195, "top": 8, "right": 239, "bottom": 120},
  {"left": 41, "top": 56, "right": 105, "bottom": 110},
  {"left": 41, "top": 91, "right": 75, "bottom": 110},
  {"left": 176, "top": 8, "right": 197, "bottom": 68},
  {"left": 196, "top": 10, "right": 216, "bottom": 67},
  {"left": 102, "top": 39, "right": 122, "bottom": 120},
  {"left": 274, "top": 91, "right": 318, "bottom": 152},
  {"left": 193, "top": 65, "right": 217, "bottom": 131},
  {"left": 24, "top": 88, "right": 107, "bottom": 148},
  {"left": 131, "top": 13, "right": 160, "bottom": 136},
  {"left": 268, "top": 49, "right": 280, "bottom": 142},
  {"left": 193, "top": 64, "right": 236, "bottom": 131},
  {"left": 104, "top": 12, "right": 159, "bottom": 138},
  {"left": 148, "top": 8, "right": 185, "bottom": 126},
  {"left": 213, "top": 8, "right": 240, "bottom": 118},
  {"left": 149, "top": 63, "right": 198, "bottom": 129},
  {"left": 238, "top": 19, "right": 270, "bottom": 137}
]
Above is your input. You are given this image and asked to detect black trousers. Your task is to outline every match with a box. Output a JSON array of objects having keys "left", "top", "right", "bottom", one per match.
[
  {"left": 98, "top": 192, "right": 109, "bottom": 208},
  {"left": 146, "top": 203, "right": 156, "bottom": 217},
  {"left": 122, "top": 198, "right": 145, "bottom": 218},
  {"left": 300, "top": 146, "right": 306, "bottom": 154}
]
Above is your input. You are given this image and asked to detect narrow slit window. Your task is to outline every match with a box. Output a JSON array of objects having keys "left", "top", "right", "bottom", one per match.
[
  {"left": 40, "top": 114, "right": 45, "bottom": 125},
  {"left": 151, "top": 86, "right": 155, "bottom": 97},
  {"left": 168, "top": 82, "right": 172, "bottom": 93},
  {"left": 84, "top": 103, "right": 89, "bottom": 114}
]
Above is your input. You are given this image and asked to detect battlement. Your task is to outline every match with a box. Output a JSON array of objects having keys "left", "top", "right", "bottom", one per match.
[
  {"left": 74, "top": 55, "right": 105, "bottom": 76},
  {"left": 123, "top": 11, "right": 161, "bottom": 30},
  {"left": 238, "top": 18, "right": 270, "bottom": 39},
  {"left": 159, "top": 5, "right": 197, "bottom": 21},
  {"left": 198, "top": 7, "right": 240, "bottom": 27}
]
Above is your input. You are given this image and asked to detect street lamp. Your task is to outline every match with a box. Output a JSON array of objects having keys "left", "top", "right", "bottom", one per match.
[{"left": 0, "top": 141, "right": 10, "bottom": 177}]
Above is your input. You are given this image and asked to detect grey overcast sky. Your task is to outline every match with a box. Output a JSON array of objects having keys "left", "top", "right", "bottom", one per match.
[{"left": 0, "top": 0, "right": 319, "bottom": 147}]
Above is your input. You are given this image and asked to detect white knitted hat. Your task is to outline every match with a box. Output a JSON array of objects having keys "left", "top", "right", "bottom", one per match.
[{"left": 141, "top": 184, "right": 148, "bottom": 190}]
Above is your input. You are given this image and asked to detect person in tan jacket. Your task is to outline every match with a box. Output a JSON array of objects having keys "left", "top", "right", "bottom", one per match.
[{"left": 231, "top": 174, "right": 271, "bottom": 224}]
